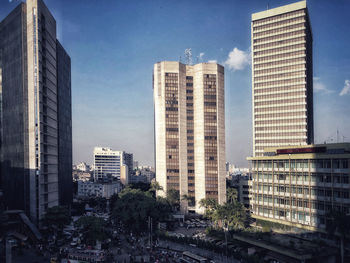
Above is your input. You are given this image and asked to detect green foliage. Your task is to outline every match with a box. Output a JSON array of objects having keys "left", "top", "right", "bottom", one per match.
[
  {"left": 71, "top": 201, "right": 86, "bottom": 216},
  {"left": 75, "top": 216, "right": 108, "bottom": 244},
  {"left": 43, "top": 206, "right": 71, "bottom": 229},
  {"left": 149, "top": 181, "right": 163, "bottom": 198},
  {"left": 181, "top": 194, "right": 195, "bottom": 207},
  {"left": 109, "top": 193, "right": 119, "bottom": 211},
  {"left": 226, "top": 187, "right": 238, "bottom": 204},
  {"left": 129, "top": 182, "right": 151, "bottom": 192},
  {"left": 200, "top": 198, "right": 246, "bottom": 230},
  {"left": 262, "top": 225, "right": 271, "bottom": 233},
  {"left": 199, "top": 198, "right": 219, "bottom": 221},
  {"left": 166, "top": 189, "right": 180, "bottom": 210},
  {"left": 112, "top": 188, "right": 172, "bottom": 234},
  {"left": 256, "top": 218, "right": 291, "bottom": 231}
]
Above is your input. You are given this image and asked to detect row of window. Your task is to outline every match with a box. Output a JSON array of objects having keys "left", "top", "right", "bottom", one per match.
[
  {"left": 253, "top": 30, "right": 305, "bottom": 45},
  {"left": 255, "top": 50, "right": 305, "bottom": 64},
  {"left": 253, "top": 16, "right": 305, "bottom": 33},
  {"left": 254, "top": 90, "right": 305, "bottom": 101},
  {"left": 253, "top": 10, "right": 305, "bottom": 27},
  {"left": 255, "top": 65, "right": 305, "bottom": 79},
  {"left": 254, "top": 70, "right": 305, "bottom": 82},
  {"left": 255, "top": 104, "right": 306, "bottom": 113},
  {"left": 253, "top": 159, "right": 349, "bottom": 169},
  {"left": 254, "top": 22, "right": 305, "bottom": 39},
  {"left": 255, "top": 139, "right": 306, "bottom": 144},
  {"left": 255, "top": 111, "right": 306, "bottom": 119},
  {"left": 254, "top": 57, "right": 305, "bottom": 70}
]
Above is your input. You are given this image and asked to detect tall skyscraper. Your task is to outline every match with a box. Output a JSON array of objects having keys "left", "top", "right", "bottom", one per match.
[
  {"left": 153, "top": 61, "right": 226, "bottom": 214},
  {"left": 251, "top": 0, "right": 313, "bottom": 157},
  {"left": 57, "top": 41, "right": 73, "bottom": 207},
  {"left": 0, "top": 0, "right": 72, "bottom": 223}
]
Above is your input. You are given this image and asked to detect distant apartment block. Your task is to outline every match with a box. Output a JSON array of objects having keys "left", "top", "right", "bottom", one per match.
[
  {"left": 77, "top": 181, "right": 122, "bottom": 199},
  {"left": 248, "top": 143, "right": 350, "bottom": 231},
  {"left": 251, "top": 0, "right": 314, "bottom": 157},
  {"left": 0, "top": 0, "right": 72, "bottom": 223},
  {"left": 93, "top": 147, "right": 124, "bottom": 181},
  {"left": 153, "top": 61, "right": 226, "bottom": 213},
  {"left": 93, "top": 147, "right": 133, "bottom": 182}
]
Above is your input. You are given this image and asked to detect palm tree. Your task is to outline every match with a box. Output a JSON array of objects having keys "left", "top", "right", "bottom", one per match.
[
  {"left": 149, "top": 181, "right": 163, "bottom": 198},
  {"left": 181, "top": 194, "right": 195, "bottom": 207},
  {"left": 226, "top": 188, "right": 238, "bottom": 204},
  {"left": 326, "top": 209, "right": 350, "bottom": 263}
]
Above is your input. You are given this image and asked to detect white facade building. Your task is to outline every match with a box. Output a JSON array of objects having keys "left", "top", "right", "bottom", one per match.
[
  {"left": 77, "top": 181, "right": 122, "bottom": 199},
  {"left": 93, "top": 147, "right": 124, "bottom": 181}
]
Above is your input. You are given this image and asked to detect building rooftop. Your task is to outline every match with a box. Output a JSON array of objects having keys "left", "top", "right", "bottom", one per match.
[
  {"left": 248, "top": 143, "right": 350, "bottom": 160},
  {"left": 252, "top": 0, "right": 306, "bottom": 21}
]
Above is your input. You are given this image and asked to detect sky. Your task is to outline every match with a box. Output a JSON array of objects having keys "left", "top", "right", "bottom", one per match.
[{"left": 1, "top": 0, "right": 350, "bottom": 167}]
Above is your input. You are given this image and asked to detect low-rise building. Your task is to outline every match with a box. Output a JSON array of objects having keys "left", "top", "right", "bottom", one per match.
[
  {"left": 77, "top": 181, "right": 122, "bottom": 199},
  {"left": 76, "top": 162, "right": 90, "bottom": 172},
  {"left": 73, "top": 171, "right": 92, "bottom": 182},
  {"left": 247, "top": 143, "right": 350, "bottom": 231}
]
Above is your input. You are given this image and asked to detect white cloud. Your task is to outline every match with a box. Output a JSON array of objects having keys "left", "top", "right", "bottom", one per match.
[
  {"left": 199, "top": 53, "right": 205, "bottom": 60},
  {"left": 314, "top": 77, "right": 333, "bottom": 94},
  {"left": 339, "top": 79, "right": 350, "bottom": 96},
  {"left": 208, "top": 60, "right": 217, "bottom": 63},
  {"left": 224, "top": 47, "right": 250, "bottom": 71}
]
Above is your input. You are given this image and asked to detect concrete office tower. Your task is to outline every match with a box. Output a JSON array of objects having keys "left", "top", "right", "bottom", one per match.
[
  {"left": 0, "top": 0, "right": 72, "bottom": 223},
  {"left": 153, "top": 61, "right": 226, "bottom": 214},
  {"left": 251, "top": 0, "right": 314, "bottom": 157},
  {"left": 93, "top": 147, "right": 124, "bottom": 181}
]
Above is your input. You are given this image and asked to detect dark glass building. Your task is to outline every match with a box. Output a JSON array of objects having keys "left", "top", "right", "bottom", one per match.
[{"left": 0, "top": 0, "right": 72, "bottom": 223}]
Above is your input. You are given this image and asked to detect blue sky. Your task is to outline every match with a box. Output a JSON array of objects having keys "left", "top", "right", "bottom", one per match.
[{"left": 1, "top": 0, "right": 350, "bottom": 167}]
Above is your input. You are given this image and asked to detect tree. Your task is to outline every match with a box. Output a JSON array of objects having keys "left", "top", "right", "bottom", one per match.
[
  {"left": 111, "top": 188, "right": 171, "bottom": 234},
  {"left": 75, "top": 216, "right": 108, "bottom": 245},
  {"left": 166, "top": 189, "right": 180, "bottom": 211},
  {"left": 326, "top": 210, "right": 350, "bottom": 263},
  {"left": 226, "top": 188, "right": 238, "bottom": 204},
  {"left": 181, "top": 194, "right": 195, "bottom": 207},
  {"left": 43, "top": 206, "right": 71, "bottom": 230},
  {"left": 109, "top": 193, "right": 119, "bottom": 212},
  {"left": 130, "top": 182, "right": 151, "bottom": 192},
  {"left": 199, "top": 198, "right": 246, "bottom": 230},
  {"left": 149, "top": 181, "right": 163, "bottom": 198}
]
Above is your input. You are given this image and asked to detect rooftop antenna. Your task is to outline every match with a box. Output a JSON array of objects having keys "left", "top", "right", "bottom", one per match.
[
  {"left": 184, "top": 48, "right": 192, "bottom": 65},
  {"left": 267, "top": 3, "right": 269, "bottom": 10},
  {"left": 337, "top": 129, "right": 339, "bottom": 143}
]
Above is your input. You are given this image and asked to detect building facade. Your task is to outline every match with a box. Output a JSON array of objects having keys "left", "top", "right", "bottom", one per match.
[
  {"left": 0, "top": 0, "right": 72, "bottom": 223},
  {"left": 248, "top": 143, "right": 350, "bottom": 231},
  {"left": 123, "top": 152, "right": 134, "bottom": 176},
  {"left": 77, "top": 181, "right": 122, "bottom": 199},
  {"left": 153, "top": 61, "right": 226, "bottom": 213},
  {"left": 93, "top": 147, "right": 123, "bottom": 181},
  {"left": 57, "top": 40, "right": 73, "bottom": 207},
  {"left": 251, "top": 0, "right": 314, "bottom": 157}
]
